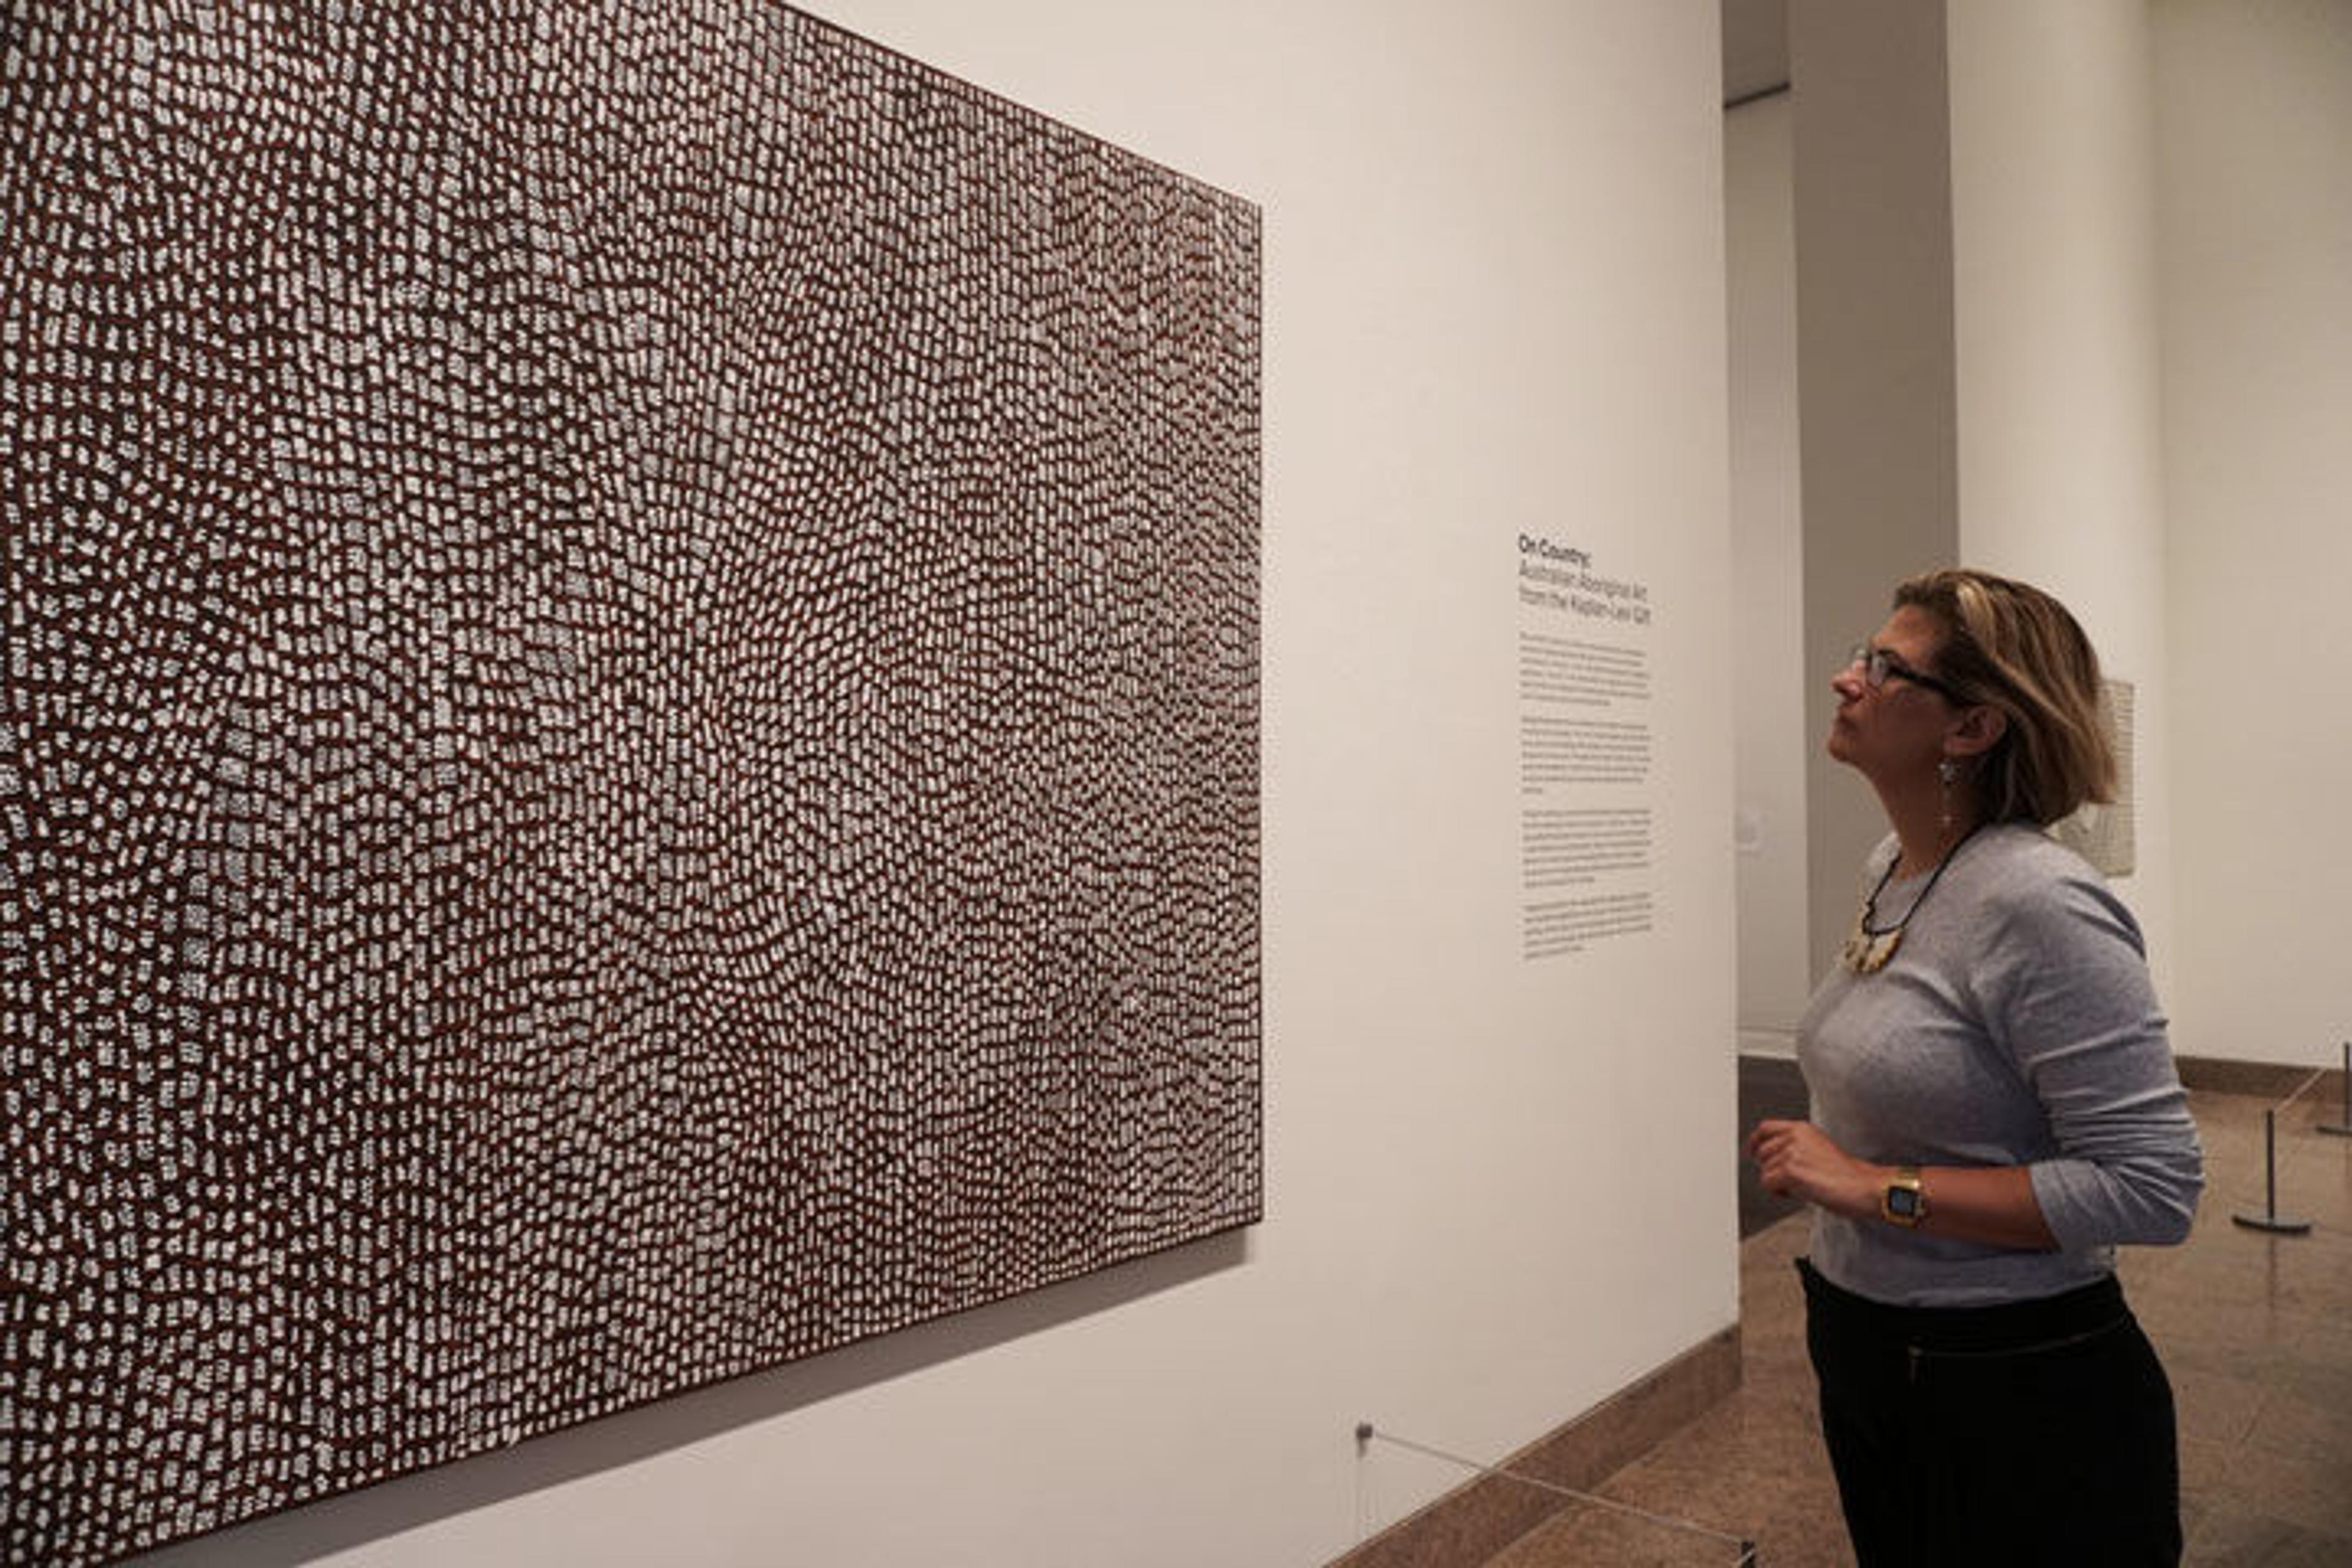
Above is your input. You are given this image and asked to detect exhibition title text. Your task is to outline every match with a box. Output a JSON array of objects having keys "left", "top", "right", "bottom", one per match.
[{"left": 1516, "top": 535, "right": 1651, "bottom": 625}]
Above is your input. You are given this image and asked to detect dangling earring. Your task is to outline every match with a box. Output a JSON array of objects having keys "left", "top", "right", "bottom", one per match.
[{"left": 1938, "top": 757, "right": 1960, "bottom": 833}]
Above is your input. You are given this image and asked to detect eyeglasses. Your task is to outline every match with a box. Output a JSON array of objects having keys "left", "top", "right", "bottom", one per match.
[{"left": 1847, "top": 643, "right": 1968, "bottom": 704}]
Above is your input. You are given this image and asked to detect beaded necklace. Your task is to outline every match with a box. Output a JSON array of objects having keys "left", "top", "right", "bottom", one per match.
[{"left": 1840, "top": 823, "right": 1984, "bottom": 974}]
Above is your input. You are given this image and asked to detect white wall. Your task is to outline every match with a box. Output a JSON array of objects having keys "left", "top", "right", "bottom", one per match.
[
  {"left": 2155, "top": 0, "right": 2352, "bottom": 1069},
  {"left": 1726, "top": 93, "right": 1810, "bottom": 1058},
  {"left": 1946, "top": 0, "right": 2177, "bottom": 996},
  {"left": 134, "top": 3, "right": 1739, "bottom": 1565},
  {"left": 1788, "top": 0, "right": 1962, "bottom": 980}
]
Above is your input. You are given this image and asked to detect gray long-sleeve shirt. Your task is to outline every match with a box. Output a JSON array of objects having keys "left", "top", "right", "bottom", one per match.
[{"left": 1798, "top": 824, "right": 2204, "bottom": 1307}]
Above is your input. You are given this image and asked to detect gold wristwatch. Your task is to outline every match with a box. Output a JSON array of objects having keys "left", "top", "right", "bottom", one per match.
[{"left": 1880, "top": 1167, "right": 1928, "bottom": 1228}]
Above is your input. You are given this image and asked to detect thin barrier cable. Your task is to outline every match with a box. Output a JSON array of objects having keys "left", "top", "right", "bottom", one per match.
[
  {"left": 1355, "top": 1422, "right": 1758, "bottom": 1566},
  {"left": 2269, "top": 1058, "right": 2347, "bottom": 1202},
  {"left": 2278, "top": 1066, "right": 2327, "bottom": 1110},
  {"left": 2320, "top": 1041, "right": 2351, "bottom": 1138},
  {"left": 2231, "top": 1067, "right": 2326, "bottom": 1236}
]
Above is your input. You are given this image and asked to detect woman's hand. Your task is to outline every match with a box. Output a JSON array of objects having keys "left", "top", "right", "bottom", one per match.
[
  {"left": 1744, "top": 1119, "right": 2063, "bottom": 1249},
  {"left": 1746, "top": 1118, "right": 1882, "bottom": 1223}
]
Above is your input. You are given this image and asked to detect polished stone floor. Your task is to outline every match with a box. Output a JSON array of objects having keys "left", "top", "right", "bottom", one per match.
[{"left": 1479, "top": 1087, "right": 2352, "bottom": 1566}]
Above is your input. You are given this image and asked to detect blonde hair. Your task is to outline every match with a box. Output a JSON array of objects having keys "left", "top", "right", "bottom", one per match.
[{"left": 1893, "top": 568, "right": 2116, "bottom": 826}]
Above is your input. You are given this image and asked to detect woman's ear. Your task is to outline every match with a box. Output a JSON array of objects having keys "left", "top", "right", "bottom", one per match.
[{"left": 1945, "top": 704, "right": 2008, "bottom": 758}]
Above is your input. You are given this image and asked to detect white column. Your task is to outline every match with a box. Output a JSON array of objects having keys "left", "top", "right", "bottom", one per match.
[
  {"left": 1945, "top": 0, "right": 2176, "bottom": 995},
  {"left": 2154, "top": 0, "right": 2352, "bottom": 1066}
]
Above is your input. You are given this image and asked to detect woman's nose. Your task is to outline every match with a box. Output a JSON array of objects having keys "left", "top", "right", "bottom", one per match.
[{"left": 1831, "top": 664, "right": 1866, "bottom": 699}]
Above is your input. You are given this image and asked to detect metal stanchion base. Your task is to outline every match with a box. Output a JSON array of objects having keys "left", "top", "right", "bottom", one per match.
[{"left": 2233, "top": 1212, "right": 2314, "bottom": 1235}]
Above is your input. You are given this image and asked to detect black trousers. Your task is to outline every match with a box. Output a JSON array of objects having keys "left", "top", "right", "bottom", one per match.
[{"left": 1798, "top": 1257, "right": 2182, "bottom": 1567}]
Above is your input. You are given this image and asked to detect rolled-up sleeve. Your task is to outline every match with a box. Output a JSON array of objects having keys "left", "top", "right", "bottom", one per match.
[{"left": 1984, "top": 872, "right": 2204, "bottom": 1249}]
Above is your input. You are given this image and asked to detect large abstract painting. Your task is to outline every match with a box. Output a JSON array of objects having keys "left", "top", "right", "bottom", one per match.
[{"left": 1, "top": 4, "right": 1261, "bottom": 1561}]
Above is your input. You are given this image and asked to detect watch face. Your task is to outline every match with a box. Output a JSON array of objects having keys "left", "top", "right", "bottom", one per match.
[{"left": 1887, "top": 1186, "right": 1923, "bottom": 1218}]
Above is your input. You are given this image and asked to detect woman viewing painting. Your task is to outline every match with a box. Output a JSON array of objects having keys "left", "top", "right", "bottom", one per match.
[{"left": 1747, "top": 568, "right": 2204, "bottom": 1566}]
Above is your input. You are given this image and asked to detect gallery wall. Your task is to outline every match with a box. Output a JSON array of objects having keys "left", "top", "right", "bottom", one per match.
[
  {"left": 130, "top": 2, "right": 1737, "bottom": 1565},
  {"left": 2154, "top": 0, "right": 2352, "bottom": 1071},
  {"left": 1725, "top": 92, "right": 1810, "bottom": 1058},
  {"left": 1786, "top": 0, "right": 1962, "bottom": 983}
]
